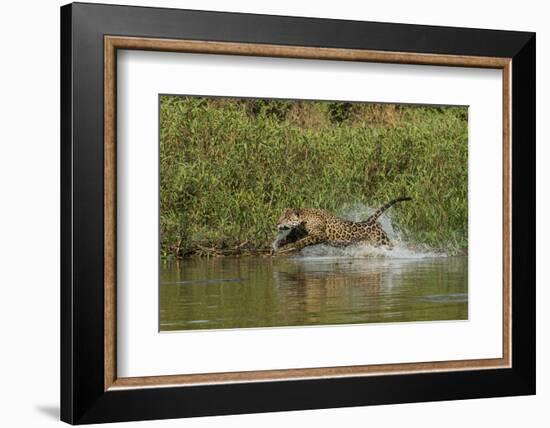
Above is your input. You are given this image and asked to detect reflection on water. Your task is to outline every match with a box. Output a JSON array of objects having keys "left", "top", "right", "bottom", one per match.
[{"left": 160, "top": 256, "right": 468, "bottom": 331}]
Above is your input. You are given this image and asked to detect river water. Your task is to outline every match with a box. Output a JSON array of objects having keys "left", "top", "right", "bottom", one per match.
[{"left": 160, "top": 253, "right": 467, "bottom": 331}]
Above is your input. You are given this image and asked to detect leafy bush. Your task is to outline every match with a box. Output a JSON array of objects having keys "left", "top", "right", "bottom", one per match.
[{"left": 160, "top": 96, "right": 468, "bottom": 258}]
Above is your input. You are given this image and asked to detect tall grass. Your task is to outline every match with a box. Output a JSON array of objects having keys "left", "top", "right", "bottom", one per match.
[{"left": 160, "top": 96, "right": 468, "bottom": 258}]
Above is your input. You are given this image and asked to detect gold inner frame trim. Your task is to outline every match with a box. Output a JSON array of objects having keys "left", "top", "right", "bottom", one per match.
[{"left": 104, "top": 35, "right": 512, "bottom": 391}]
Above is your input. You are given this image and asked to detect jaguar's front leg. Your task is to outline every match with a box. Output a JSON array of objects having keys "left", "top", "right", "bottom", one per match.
[{"left": 277, "top": 234, "right": 326, "bottom": 253}]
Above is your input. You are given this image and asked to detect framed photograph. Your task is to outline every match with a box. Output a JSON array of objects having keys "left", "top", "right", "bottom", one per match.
[{"left": 60, "top": 2, "right": 535, "bottom": 424}]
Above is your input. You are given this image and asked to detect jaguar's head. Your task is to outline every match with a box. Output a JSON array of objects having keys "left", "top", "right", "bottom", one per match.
[{"left": 276, "top": 208, "right": 303, "bottom": 231}]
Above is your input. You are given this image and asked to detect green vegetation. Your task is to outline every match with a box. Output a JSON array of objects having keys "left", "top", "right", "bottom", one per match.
[{"left": 160, "top": 96, "right": 468, "bottom": 259}]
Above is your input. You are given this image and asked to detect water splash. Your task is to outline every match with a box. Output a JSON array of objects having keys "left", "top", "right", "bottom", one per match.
[
  {"left": 273, "top": 203, "right": 447, "bottom": 259},
  {"left": 299, "top": 242, "right": 446, "bottom": 260}
]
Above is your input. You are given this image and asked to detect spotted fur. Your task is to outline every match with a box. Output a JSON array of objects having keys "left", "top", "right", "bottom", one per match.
[{"left": 275, "top": 197, "right": 411, "bottom": 252}]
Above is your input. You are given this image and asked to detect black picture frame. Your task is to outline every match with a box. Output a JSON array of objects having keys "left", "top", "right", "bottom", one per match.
[{"left": 61, "top": 2, "right": 535, "bottom": 424}]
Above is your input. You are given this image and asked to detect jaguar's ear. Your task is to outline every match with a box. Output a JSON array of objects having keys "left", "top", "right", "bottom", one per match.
[{"left": 292, "top": 208, "right": 300, "bottom": 217}]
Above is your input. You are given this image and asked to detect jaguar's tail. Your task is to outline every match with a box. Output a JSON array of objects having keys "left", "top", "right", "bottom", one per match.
[{"left": 363, "top": 196, "right": 412, "bottom": 224}]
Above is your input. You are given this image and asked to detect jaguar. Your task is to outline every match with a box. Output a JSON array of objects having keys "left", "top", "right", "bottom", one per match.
[{"left": 273, "top": 196, "right": 411, "bottom": 253}]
